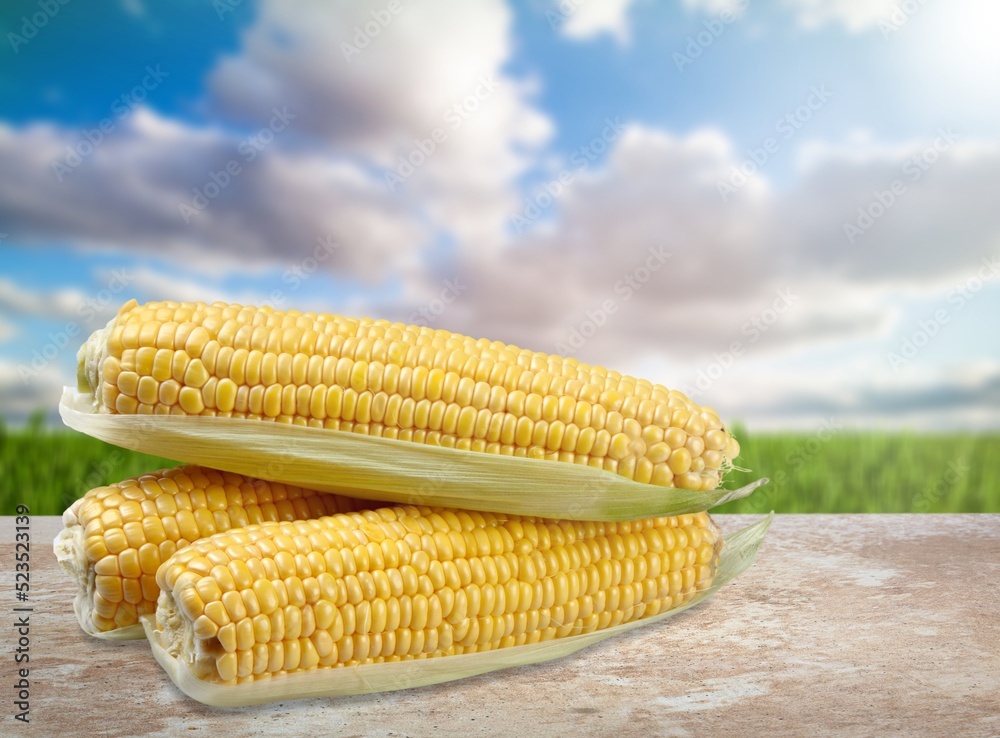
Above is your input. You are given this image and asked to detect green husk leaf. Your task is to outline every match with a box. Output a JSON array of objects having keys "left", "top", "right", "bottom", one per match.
[
  {"left": 142, "top": 514, "right": 773, "bottom": 707},
  {"left": 60, "top": 388, "right": 766, "bottom": 521}
]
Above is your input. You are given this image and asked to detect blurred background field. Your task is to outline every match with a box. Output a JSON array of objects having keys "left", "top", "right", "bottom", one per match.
[
  {"left": 0, "top": 413, "right": 173, "bottom": 516},
  {"left": 3, "top": 413, "right": 996, "bottom": 515},
  {"left": 714, "top": 427, "right": 1000, "bottom": 514}
]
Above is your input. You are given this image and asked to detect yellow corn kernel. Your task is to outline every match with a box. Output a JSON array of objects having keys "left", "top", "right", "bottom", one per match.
[
  {"left": 55, "top": 465, "right": 373, "bottom": 638},
  {"left": 154, "top": 501, "right": 721, "bottom": 684}
]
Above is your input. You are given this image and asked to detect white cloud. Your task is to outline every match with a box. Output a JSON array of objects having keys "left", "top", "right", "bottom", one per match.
[
  {"left": 0, "top": 359, "right": 64, "bottom": 423},
  {"left": 4, "top": 102, "right": 997, "bottom": 430},
  {"left": 0, "top": 0, "right": 553, "bottom": 283},
  {"left": 560, "top": 0, "right": 907, "bottom": 44},
  {"left": 779, "top": 0, "right": 899, "bottom": 32},
  {"left": 0, "top": 316, "right": 17, "bottom": 343},
  {"left": 785, "top": 132, "right": 1000, "bottom": 287},
  {"left": 208, "top": 0, "right": 552, "bottom": 252},
  {"left": 704, "top": 360, "right": 1000, "bottom": 430},
  {"left": 0, "top": 110, "right": 429, "bottom": 282},
  {"left": 0, "top": 278, "right": 93, "bottom": 321},
  {"left": 683, "top": 0, "right": 907, "bottom": 33},
  {"left": 682, "top": 0, "right": 749, "bottom": 17},
  {"left": 393, "top": 124, "right": 999, "bottom": 360},
  {"left": 124, "top": 266, "right": 241, "bottom": 306},
  {"left": 123, "top": 264, "right": 359, "bottom": 315},
  {"left": 555, "top": 0, "right": 636, "bottom": 44}
]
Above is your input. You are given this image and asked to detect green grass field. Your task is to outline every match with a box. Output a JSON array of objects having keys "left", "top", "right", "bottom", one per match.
[
  {"left": 713, "top": 426, "right": 999, "bottom": 514},
  {"left": 1, "top": 414, "right": 175, "bottom": 517},
  {"left": 1, "top": 414, "right": 997, "bottom": 515}
]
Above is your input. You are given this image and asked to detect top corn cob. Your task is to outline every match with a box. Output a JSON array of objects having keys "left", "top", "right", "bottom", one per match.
[{"left": 78, "top": 300, "right": 740, "bottom": 492}]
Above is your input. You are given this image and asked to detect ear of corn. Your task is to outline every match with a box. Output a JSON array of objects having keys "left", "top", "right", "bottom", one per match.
[
  {"left": 53, "top": 465, "right": 372, "bottom": 639},
  {"left": 158, "top": 504, "right": 724, "bottom": 684},
  {"left": 65, "top": 299, "right": 765, "bottom": 522},
  {"left": 80, "top": 299, "right": 738, "bottom": 487},
  {"left": 143, "top": 511, "right": 772, "bottom": 706}
]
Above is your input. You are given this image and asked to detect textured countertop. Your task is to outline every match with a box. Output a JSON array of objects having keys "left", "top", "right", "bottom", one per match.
[{"left": 3, "top": 514, "right": 998, "bottom": 737}]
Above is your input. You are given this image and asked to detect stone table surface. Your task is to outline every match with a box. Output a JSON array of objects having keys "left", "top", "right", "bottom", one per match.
[{"left": 3, "top": 514, "right": 998, "bottom": 738}]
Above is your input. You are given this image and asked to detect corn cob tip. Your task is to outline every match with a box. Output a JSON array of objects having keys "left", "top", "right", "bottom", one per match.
[
  {"left": 76, "top": 355, "right": 92, "bottom": 395},
  {"left": 77, "top": 312, "right": 121, "bottom": 408},
  {"left": 53, "top": 506, "right": 143, "bottom": 639},
  {"left": 53, "top": 464, "right": 375, "bottom": 639},
  {"left": 53, "top": 524, "right": 87, "bottom": 614},
  {"left": 53, "top": 498, "right": 85, "bottom": 586}
]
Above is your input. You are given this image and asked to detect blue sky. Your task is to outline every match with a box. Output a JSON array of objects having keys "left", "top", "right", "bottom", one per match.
[
  {"left": 1, "top": 0, "right": 999, "bottom": 428},
  {"left": 6, "top": 2, "right": 997, "bottom": 152}
]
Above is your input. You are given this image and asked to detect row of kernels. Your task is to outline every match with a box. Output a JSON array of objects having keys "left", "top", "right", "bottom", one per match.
[
  {"left": 106, "top": 306, "right": 738, "bottom": 479},
  {"left": 111, "top": 304, "right": 725, "bottom": 434},
  {"left": 111, "top": 379, "right": 725, "bottom": 485},
  {"left": 205, "top": 558, "right": 709, "bottom": 682},
  {"left": 165, "top": 504, "right": 713, "bottom": 584},
  {"left": 113, "top": 310, "right": 718, "bottom": 427},
  {"left": 101, "top": 400, "right": 724, "bottom": 489},
  {"left": 171, "top": 510, "right": 713, "bottom": 656},
  {"left": 174, "top": 505, "right": 712, "bottom": 571}
]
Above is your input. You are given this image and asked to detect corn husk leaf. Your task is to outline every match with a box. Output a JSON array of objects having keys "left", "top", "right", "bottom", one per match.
[
  {"left": 60, "top": 388, "right": 765, "bottom": 521},
  {"left": 142, "top": 514, "right": 772, "bottom": 707}
]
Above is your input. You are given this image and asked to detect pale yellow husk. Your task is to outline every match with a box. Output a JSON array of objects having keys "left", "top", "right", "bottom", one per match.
[{"left": 60, "top": 388, "right": 767, "bottom": 522}]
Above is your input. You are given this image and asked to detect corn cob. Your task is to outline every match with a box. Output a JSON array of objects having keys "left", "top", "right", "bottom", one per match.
[
  {"left": 152, "top": 504, "right": 720, "bottom": 687},
  {"left": 54, "top": 465, "right": 371, "bottom": 638},
  {"left": 78, "top": 300, "right": 739, "bottom": 492}
]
